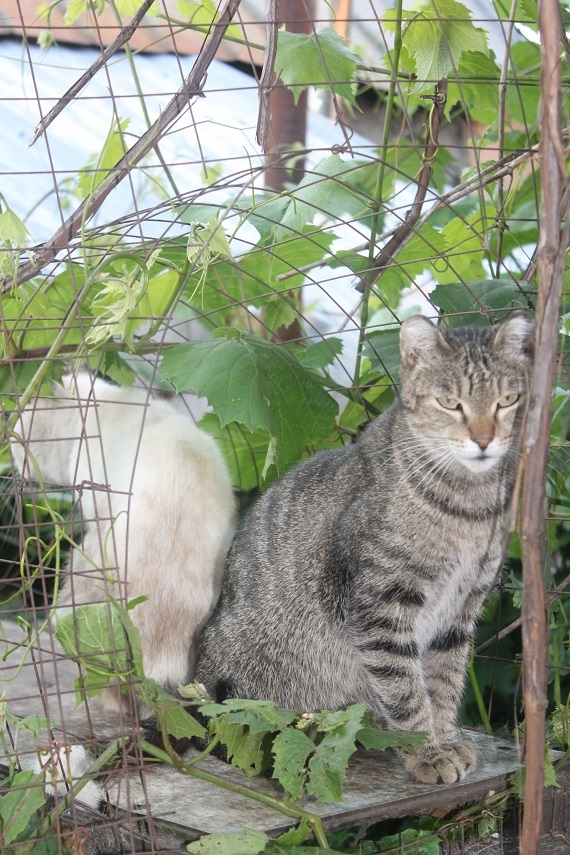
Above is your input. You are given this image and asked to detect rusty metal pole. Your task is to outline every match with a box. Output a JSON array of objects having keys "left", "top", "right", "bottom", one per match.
[
  {"left": 519, "top": 1, "right": 569, "bottom": 853},
  {"left": 264, "top": 0, "right": 313, "bottom": 192},
  {"left": 264, "top": 0, "right": 314, "bottom": 342}
]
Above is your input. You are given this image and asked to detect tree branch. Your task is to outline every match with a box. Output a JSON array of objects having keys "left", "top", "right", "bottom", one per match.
[
  {"left": 520, "top": 0, "right": 569, "bottom": 851},
  {"left": 355, "top": 77, "right": 448, "bottom": 294},
  {"left": 256, "top": 0, "right": 279, "bottom": 151},
  {"left": 29, "top": 0, "right": 157, "bottom": 146},
  {"left": 7, "top": 0, "right": 242, "bottom": 293}
]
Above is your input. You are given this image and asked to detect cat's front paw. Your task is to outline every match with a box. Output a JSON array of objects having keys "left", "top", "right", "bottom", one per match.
[{"left": 404, "top": 741, "right": 477, "bottom": 784}]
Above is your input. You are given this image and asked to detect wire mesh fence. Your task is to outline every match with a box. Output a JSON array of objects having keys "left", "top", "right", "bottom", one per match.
[{"left": 0, "top": 0, "right": 568, "bottom": 852}]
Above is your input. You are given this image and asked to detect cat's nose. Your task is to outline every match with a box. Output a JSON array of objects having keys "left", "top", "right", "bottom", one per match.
[{"left": 472, "top": 436, "right": 492, "bottom": 450}]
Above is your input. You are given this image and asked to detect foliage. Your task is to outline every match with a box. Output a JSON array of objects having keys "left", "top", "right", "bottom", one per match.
[{"left": 1, "top": 0, "right": 569, "bottom": 849}]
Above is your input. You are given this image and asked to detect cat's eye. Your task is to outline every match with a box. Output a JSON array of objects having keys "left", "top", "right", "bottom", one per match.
[
  {"left": 497, "top": 393, "right": 520, "bottom": 408},
  {"left": 437, "top": 396, "right": 462, "bottom": 411}
]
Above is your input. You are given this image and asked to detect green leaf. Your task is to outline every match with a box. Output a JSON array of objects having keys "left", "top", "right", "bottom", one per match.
[
  {"left": 433, "top": 214, "right": 487, "bottom": 284},
  {"left": 275, "top": 27, "right": 360, "bottom": 106},
  {"left": 399, "top": 0, "right": 489, "bottom": 95},
  {"left": 162, "top": 705, "right": 206, "bottom": 740},
  {"left": 176, "top": 0, "right": 243, "bottom": 41},
  {"left": 431, "top": 279, "right": 533, "bottom": 324},
  {"left": 187, "top": 829, "right": 269, "bottom": 854},
  {"left": 0, "top": 770, "right": 45, "bottom": 844},
  {"left": 199, "top": 699, "right": 298, "bottom": 733},
  {"left": 446, "top": 51, "right": 500, "bottom": 124},
  {"left": 159, "top": 334, "right": 338, "bottom": 472},
  {"left": 37, "top": 30, "right": 56, "bottom": 49},
  {"left": 5, "top": 714, "right": 53, "bottom": 738},
  {"left": 0, "top": 208, "right": 31, "bottom": 246},
  {"left": 187, "top": 218, "right": 233, "bottom": 267},
  {"left": 362, "top": 329, "right": 401, "bottom": 383},
  {"left": 198, "top": 413, "right": 272, "bottom": 491},
  {"left": 123, "top": 266, "right": 180, "bottom": 345},
  {"left": 267, "top": 848, "right": 345, "bottom": 855},
  {"left": 272, "top": 728, "right": 315, "bottom": 801},
  {"left": 306, "top": 705, "right": 367, "bottom": 802},
  {"left": 174, "top": 202, "right": 227, "bottom": 226},
  {"left": 54, "top": 603, "right": 131, "bottom": 701},
  {"left": 114, "top": 0, "right": 142, "bottom": 13},
  {"left": 99, "top": 351, "right": 137, "bottom": 386},
  {"left": 506, "top": 41, "right": 540, "bottom": 126},
  {"left": 273, "top": 155, "right": 352, "bottom": 237},
  {"left": 214, "top": 720, "right": 272, "bottom": 777},
  {"left": 263, "top": 296, "right": 299, "bottom": 335},
  {"left": 356, "top": 726, "right": 427, "bottom": 752},
  {"left": 77, "top": 117, "right": 130, "bottom": 201},
  {"left": 290, "top": 337, "right": 343, "bottom": 371},
  {"left": 183, "top": 227, "right": 334, "bottom": 326},
  {"left": 376, "top": 828, "right": 441, "bottom": 855},
  {"left": 510, "top": 744, "right": 560, "bottom": 801},
  {"left": 327, "top": 249, "right": 369, "bottom": 274},
  {"left": 273, "top": 817, "right": 313, "bottom": 848},
  {"left": 377, "top": 225, "right": 446, "bottom": 302},
  {"left": 63, "top": 0, "right": 86, "bottom": 24}
]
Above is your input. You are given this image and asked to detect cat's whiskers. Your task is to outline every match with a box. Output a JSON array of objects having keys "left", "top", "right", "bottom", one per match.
[
  {"left": 412, "top": 449, "right": 457, "bottom": 495},
  {"left": 396, "top": 441, "right": 454, "bottom": 489}
]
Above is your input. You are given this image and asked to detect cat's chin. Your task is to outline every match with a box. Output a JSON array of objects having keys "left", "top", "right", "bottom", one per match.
[{"left": 457, "top": 454, "right": 501, "bottom": 474}]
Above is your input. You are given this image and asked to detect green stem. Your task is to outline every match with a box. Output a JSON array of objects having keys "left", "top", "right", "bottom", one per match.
[
  {"left": 353, "top": 0, "right": 403, "bottom": 393},
  {"left": 140, "top": 740, "right": 330, "bottom": 848},
  {"left": 108, "top": 0, "right": 181, "bottom": 197},
  {"left": 135, "top": 258, "right": 190, "bottom": 349},
  {"left": 467, "top": 652, "right": 493, "bottom": 735}
]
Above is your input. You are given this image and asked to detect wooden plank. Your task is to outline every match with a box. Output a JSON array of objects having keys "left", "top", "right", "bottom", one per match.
[
  {"left": 0, "top": 619, "right": 524, "bottom": 843},
  {"left": 109, "top": 730, "right": 521, "bottom": 841}
]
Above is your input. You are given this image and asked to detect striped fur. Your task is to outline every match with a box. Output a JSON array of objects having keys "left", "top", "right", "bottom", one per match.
[{"left": 196, "top": 314, "right": 533, "bottom": 784}]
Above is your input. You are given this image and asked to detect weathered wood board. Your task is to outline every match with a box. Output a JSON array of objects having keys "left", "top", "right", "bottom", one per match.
[{"left": 0, "top": 619, "right": 524, "bottom": 845}]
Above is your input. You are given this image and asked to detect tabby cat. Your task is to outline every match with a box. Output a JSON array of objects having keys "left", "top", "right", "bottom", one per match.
[
  {"left": 13, "top": 374, "right": 236, "bottom": 714},
  {"left": 196, "top": 314, "right": 533, "bottom": 784}
]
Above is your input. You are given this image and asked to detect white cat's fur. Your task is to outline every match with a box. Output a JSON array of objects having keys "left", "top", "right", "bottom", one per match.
[{"left": 12, "top": 373, "right": 236, "bottom": 713}]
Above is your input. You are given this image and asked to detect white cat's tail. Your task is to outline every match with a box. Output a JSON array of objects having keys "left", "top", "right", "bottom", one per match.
[{"left": 31, "top": 741, "right": 105, "bottom": 810}]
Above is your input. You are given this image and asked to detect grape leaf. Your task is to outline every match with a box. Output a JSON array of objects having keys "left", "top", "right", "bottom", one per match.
[
  {"left": 446, "top": 51, "right": 500, "bottom": 124},
  {"left": 362, "top": 329, "right": 401, "bottom": 383},
  {"left": 0, "top": 208, "right": 31, "bottom": 247},
  {"left": 55, "top": 602, "right": 133, "bottom": 702},
  {"left": 431, "top": 279, "right": 533, "bottom": 324},
  {"left": 176, "top": 0, "right": 243, "bottom": 42},
  {"left": 159, "top": 332, "right": 338, "bottom": 472},
  {"left": 0, "top": 770, "right": 46, "bottom": 845},
  {"left": 290, "top": 337, "right": 343, "bottom": 371},
  {"left": 213, "top": 720, "right": 272, "bottom": 777},
  {"left": 275, "top": 27, "right": 360, "bottom": 106},
  {"left": 273, "top": 155, "right": 352, "bottom": 238},
  {"left": 397, "top": 0, "right": 489, "bottom": 94},
  {"left": 187, "top": 829, "right": 269, "bottom": 854},
  {"left": 305, "top": 705, "right": 367, "bottom": 802},
  {"left": 356, "top": 726, "right": 427, "bottom": 752},
  {"left": 272, "top": 728, "right": 315, "bottom": 801},
  {"left": 199, "top": 699, "right": 298, "bottom": 733},
  {"left": 377, "top": 225, "right": 446, "bottom": 301},
  {"left": 264, "top": 295, "right": 299, "bottom": 335},
  {"left": 198, "top": 414, "right": 272, "bottom": 491},
  {"left": 433, "top": 215, "right": 487, "bottom": 284},
  {"left": 99, "top": 351, "right": 137, "bottom": 386},
  {"left": 162, "top": 705, "right": 205, "bottom": 740}
]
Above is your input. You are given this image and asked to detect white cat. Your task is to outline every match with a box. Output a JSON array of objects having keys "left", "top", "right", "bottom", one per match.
[{"left": 12, "top": 373, "right": 236, "bottom": 714}]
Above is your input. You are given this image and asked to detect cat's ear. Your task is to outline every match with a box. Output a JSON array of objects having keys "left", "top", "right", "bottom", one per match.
[
  {"left": 400, "top": 315, "right": 449, "bottom": 368},
  {"left": 493, "top": 313, "right": 534, "bottom": 360}
]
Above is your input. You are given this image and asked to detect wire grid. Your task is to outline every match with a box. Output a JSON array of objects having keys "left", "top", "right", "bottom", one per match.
[{"left": 0, "top": 0, "right": 568, "bottom": 852}]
